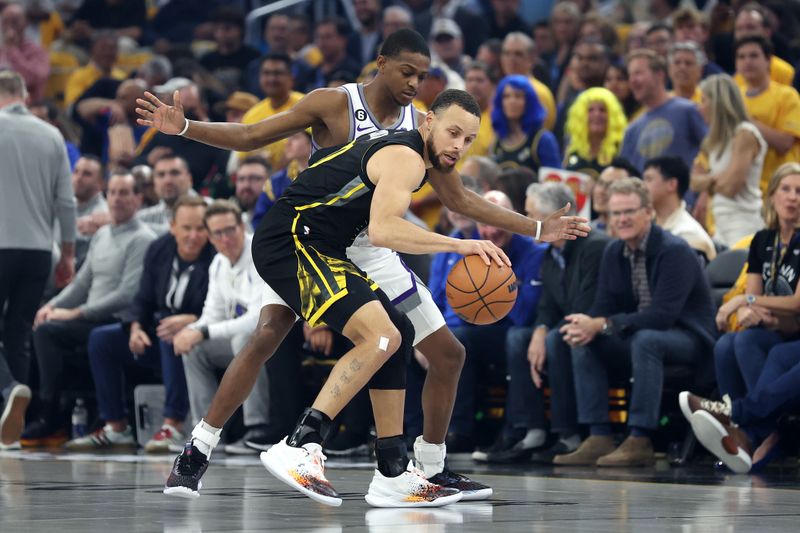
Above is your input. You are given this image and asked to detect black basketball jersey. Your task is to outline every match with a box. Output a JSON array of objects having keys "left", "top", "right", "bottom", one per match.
[{"left": 274, "top": 128, "right": 427, "bottom": 250}]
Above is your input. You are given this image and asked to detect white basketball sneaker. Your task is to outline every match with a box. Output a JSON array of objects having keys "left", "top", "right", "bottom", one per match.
[
  {"left": 260, "top": 437, "right": 342, "bottom": 507},
  {"left": 365, "top": 461, "right": 463, "bottom": 508}
]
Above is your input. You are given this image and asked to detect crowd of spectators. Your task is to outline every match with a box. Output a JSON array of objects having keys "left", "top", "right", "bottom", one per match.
[{"left": 1, "top": 0, "right": 800, "bottom": 474}]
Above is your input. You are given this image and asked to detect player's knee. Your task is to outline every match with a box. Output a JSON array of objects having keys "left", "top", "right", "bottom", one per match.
[
  {"left": 374, "top": 325, "right": 402, "bottom": 360},
  {"left": 429, "top": 338, "right": 465, "bottom": 375}
]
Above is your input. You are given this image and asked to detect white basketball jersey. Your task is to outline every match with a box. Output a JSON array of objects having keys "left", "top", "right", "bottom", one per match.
[{"left": 311, "top": 82, "right": 418, "bottom": 153}]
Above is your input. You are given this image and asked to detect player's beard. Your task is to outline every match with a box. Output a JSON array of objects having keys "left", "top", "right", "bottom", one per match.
[{"left": 425, "top": 135, "right": 452, "bottom": 171}]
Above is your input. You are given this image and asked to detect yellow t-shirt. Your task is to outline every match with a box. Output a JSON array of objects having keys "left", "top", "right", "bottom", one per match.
[
  {"left": 64, "top": 63, "right": 127, "bottom": 107},
  {"left": 669, "top": 87, "right": 702, "bottom": 105},
  {"left": 458, "top": 107, "right": 495, "bottom": 169},
  {"left": 529, "top": 75, "right": 556, "bottom": 131},
  {"left": 238, "top": 91, "right": 305, "bottom": 170},
  {"left": 740, "top": 81, "right": 800, "bottom": 194},
  {"left": 735, "top": 55, "right": 795, "bottom": 88}
]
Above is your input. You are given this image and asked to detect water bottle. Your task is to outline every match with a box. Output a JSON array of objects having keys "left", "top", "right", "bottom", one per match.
[{"left": 71, "top": 398, "right": 89, "bottom": 439}]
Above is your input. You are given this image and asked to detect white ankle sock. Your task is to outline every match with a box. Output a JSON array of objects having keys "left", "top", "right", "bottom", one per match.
[
  {"left": 191, "top": 420, "right": 222, "bottom": 458},
  {"left": 521, "top": 428, "right": 546, "bottom": 449},
  {"left": 413, "top": 436, "right": 446, "bottom": 478}
]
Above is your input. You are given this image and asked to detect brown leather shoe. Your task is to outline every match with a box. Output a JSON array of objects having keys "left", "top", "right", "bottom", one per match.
[
  {"left": 596, "top": 436, "right": 655, "bottom": 467},
  {"left": 553, "top": 435, "right": 615, "bottom": 466},
  {"left": 679, "top": 391, "right": 731, "bottom": 426}
]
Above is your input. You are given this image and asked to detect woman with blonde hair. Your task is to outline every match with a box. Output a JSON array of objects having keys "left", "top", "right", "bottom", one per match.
[
  {"left": 691, "top": 74, "right": 767, "bottom": 246},
  {"left": 563, "top": 86, "right": 627, "bottom": 179},
  {"left": 692, "top": 163, "right": 800, "bottom": 472}
]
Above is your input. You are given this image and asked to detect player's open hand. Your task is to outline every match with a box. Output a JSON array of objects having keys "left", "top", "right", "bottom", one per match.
[
  {"left": 136, "top": 90, "right": 186, "bottom": 135},
  {"left": 456, "top": 239, "right": 510, "bottom": 267},
  {"left": 540, "top": 203, "right": 591, "bottom": 242}
]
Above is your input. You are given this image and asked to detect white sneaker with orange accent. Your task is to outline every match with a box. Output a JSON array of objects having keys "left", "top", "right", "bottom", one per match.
[
  {"left": 365, "top": 461, "right": 463, "bottom": 508},
  {"left": 144, "top": 424, "right": 185, "bottom": 453},
  {"left": 260, "top": 437, "right": 342, "bottom": 507}
]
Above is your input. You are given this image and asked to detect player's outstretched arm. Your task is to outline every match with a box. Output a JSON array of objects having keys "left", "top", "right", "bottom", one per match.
[
  {"left": 135, "top": 89, "right": 336, "bottom": 152},
  {"left": 367, "top": 146, "right": 509, "bottom": 266},
  {"left": 428, "top": 168, "right": 591, "bottom": 242}
]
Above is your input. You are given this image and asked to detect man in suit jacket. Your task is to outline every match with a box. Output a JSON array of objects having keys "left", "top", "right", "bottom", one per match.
[
  {"left": 554, "top": 178, "right": 716, "bottom": 467},
  {"left": 65, "top": 196, "right": 215, "bottom": 451}
]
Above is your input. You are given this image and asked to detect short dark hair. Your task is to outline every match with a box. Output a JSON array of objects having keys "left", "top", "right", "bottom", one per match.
[
  {"left": 317, "top": 16, "right": 350, "bottom": 38},
  {"left": 204, "top": 199, "right": 242, "bottom": 226},
  {"left": 626, "top": 48, "right": 667, "bottom": 75},
  {"left": 734, "top": 34, "right": 773, "bottom": 59},
  {"left": 109, "top": 171, "right": 140, "bottom": 194},
  {"left": 153, "top": 152, "right": 190, "bottom": 172},
  {"left": 172, "top": 195, "right": 208, "bottom": 220},
  {"left": 260, "top": 52, "right": 293, "bottom": 71},
  {"left": 646, "top": 22, "right": 674, "bottom": 36},
  {"left": 430, "top": 89, "right": 481, "bottom": 118},
  {"left": 645, "top": 156, "right": 690, "bottom": 198},
  {"left": 239, "top": 155, "right": 271, "bottom": 175},
  {"left": 211, "top": 6, "right": 246, "bottom": 32},
  {"left": 465, "top": 60, "right": 499, "bottom": 84},
  {"left": 608, "top": 157, "right": 640, "bottom": 178},
  {"left": 380, "top": 28, "right": 431, "bottom": 59},
  {"left": 79, "top": 153, "right": 106, "bottom": 179}
]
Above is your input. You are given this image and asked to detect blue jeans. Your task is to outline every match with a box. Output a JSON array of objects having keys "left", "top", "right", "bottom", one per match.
[
  {"left": 714, "top": 328, "right": 784, "bottom": 401},
  {"left": 545, "top": 328, "right": 579, "bottom": 435},
  {"left": 449, "top": 323, "right": 510, "bottom": 436},
  {"left": 733, "top": 340, "right": 800, "bottom": 443},
  {"left": 88, "top": 323, "right": 189, "bottom": 422},
  {"left": 504, "top": 326, "right": 545, "bottom": 431},
  {"left": 572, "top": 328, "right": 705, "bottom": 430}
]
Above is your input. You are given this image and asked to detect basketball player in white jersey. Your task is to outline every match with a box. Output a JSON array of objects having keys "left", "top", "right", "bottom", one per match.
[{"left": 137, "top": 29, "right": 589, "bottom": 501}]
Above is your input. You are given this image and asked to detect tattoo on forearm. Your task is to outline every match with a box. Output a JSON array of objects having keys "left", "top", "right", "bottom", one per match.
[
  {"left": 341, "top": 371, "right": 352, "bottom": 384},
  {"left": 332, "top": 383, "right": 341, "bottom": 398},
  {"left": 349, "top": 359, "right": 363, "bottom": 372}
]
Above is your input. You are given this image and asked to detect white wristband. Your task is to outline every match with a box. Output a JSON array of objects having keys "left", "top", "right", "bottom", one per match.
[
  {"left": 535, "top": 219, "right": 542, "bottom": 241},
  {"left": 177, "top": 118, "right": 189, "bottom": 136}
]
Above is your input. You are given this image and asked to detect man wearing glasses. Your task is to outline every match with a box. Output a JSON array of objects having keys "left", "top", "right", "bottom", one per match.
[
  {"left": 172, "top": 200, "right": 271, "bottom": 453},
  {"left": 554, "top": 177, "right": 715, "bottom": 468}
]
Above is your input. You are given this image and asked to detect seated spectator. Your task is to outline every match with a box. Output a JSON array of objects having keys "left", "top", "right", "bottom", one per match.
[
  {"left": 577, "top": 13, "right": 620, "bottom": 57},
  {"left": 347, "top": 0, "right": 381, "bottom": 67},
  {"left": 69, "top": 0, "right": 147, "bottom": 44},
  {"left": 0, "top": 3, "right": 50, "bottom": 102},
  {"left": 462, "top": 62, "right": 498, "bottom": 164},
  {"left": 671, "top": 7, "right": 726, "bottom": 77},
  {"left": 64, "top": 33, "right": 127, "bottom": 108},
  {"left": 494, "top": 167, "right": 536, "bottom": 214},
  {"left": 237, "top": 53, "right": 304, "bottom": 172},
  {"left": 620, "top": 49, "right": 707, "bottom": 173},
  {"left": 459, "top": 155, "right": 500, "bottom": 191},
  {"left": 590, "top": 158, "right": 638, "bottom": 234},
  {"left": 133, "top": 81, "right": 231, "bottom": 196},
  {"left": 23, "top": 172, "right": 156, "bottom": 444},
  {"left": 643, "top": 156, "right": 716, "bottom": 261},
  {"left": 426, "top": 191, "right": 546, "bottom": 452},
  {"left": 554, "top": 178, "right": 716, "bottom": 467},
  {"left": 563, "top": 87, "right": 627, "bottom": 179},
  {"left": 71, "top": 155, "right": 109, "bottom": 269},
  {"left": 414, "top": 66, "right": 448, "bottom": 111},
  {"left": 668, "top": 41, "right": 705, "bottom": 104},
  {"left": 490, "top": 75, "right": 561, "bottom": 173},
  {"left": 644, "top": 23, "right": 673, "bottom": 61},
  {"left": 500, "top": 32, "right": 556, "bottom": 130},
  {"left": 553, "top": 38, "right": 611, "bottom": 148},
  {"left": 64, "top": 196, "right": 215, "bottom": 452},
  {"left": 735, "top": 36, "right": 800, "bottom": 196},
  {"left": 681, "top": 336, "right": 800, "bottom": 474},
  {"left": 712, "top": 164, "right": 800, "bottom": 405},
  {"left": 603, "top": 61, "right": 640, "bottom": 121},
  {"left": 477, "top": 182, "right": 610, "bottom": 464},
  {"left": 218, "top": 91, "right": 259, "bottom": 124},
  {"left": 476, "top": 38, "right": 503, "bottom": 81},
  {"left": 76, "top": 78, "right": 148, "bottom": 167},
  {"left": 429, "top": 18, "right": 470, "bottom": 78},
  {"left": 132, "top": 164, "right": 158, "bottom": 207},
  {"left": 232, "top": 155, "right": 269, "bottom": 230},
  {"left": 295, "top": 17, "right": 361, "bottom": 92},
  {"left": 137, "top": 154, "right": 198, "bottom": 235},
  {"left": 548, "top": 2, "right": 582, "bottom": 95},
  {"left": 691, "top": 73, "right": 766, "bottom": 246},
  {"left": 199, "top": 7, "right": 260, "bottom": 94},
  {"left": 733, "top": 4, "right": 795, "bottom": 88},
  {"left": 172, "top": 200, "right": 273, "bottom": 453},
  {"left": 252, "top": 131, "right": 312, "bottom": 230}
]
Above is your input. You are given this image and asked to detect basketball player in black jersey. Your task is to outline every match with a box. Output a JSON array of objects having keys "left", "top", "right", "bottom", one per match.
[{"left": 138, "top": 30, "right": 590, "bottom": 503}]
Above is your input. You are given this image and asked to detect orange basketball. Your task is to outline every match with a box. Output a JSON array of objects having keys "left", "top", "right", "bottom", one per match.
[{"left": 445, "top": 255, "right": 517, "bottom": 325}]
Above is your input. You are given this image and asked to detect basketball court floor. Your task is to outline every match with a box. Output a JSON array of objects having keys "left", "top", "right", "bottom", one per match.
[{"left": 1, "top": 449, "right": 798, "bottom": 532}]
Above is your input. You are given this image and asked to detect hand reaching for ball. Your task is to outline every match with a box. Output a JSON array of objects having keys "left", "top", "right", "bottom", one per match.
[{"left": 454, "top": 239, "right": 510, "bottom": 267}]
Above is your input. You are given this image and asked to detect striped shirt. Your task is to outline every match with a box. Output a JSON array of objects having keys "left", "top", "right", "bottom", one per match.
[{"left": 622, "top": 230, "right": 652, "bottom": 311}]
